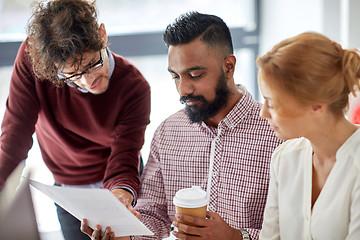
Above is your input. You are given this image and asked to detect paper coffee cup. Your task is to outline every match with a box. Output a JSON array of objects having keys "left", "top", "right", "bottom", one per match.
[{"left": 173, "top": 186, "right": 208, "bottom": 232}]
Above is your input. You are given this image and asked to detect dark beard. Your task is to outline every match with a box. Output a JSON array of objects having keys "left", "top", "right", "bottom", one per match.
[{"left": 179, "top": 71, "right": 230, "bottom": 123}]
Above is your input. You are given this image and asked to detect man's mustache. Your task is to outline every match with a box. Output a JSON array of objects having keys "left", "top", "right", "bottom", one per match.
[{"left": 179, "top": 94, "right": 206, "bottom": 105}]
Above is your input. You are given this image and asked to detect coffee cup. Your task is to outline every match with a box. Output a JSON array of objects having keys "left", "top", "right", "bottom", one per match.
[{"left": 173, "top": 186, "right": 208, "bottom": 231}]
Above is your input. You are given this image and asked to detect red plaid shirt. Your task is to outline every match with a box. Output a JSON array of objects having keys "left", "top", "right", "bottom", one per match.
[{"left": 135, "top": 86, "right": 282, "bottom": 239}]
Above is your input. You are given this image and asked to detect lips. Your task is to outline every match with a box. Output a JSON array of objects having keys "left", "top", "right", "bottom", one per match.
[
  {"left": 270, "top": 125, "right": 279, "bottom": 131},
  {"left": 186, "top": 100, "right": 199, "bottom": 106},
  {"left": 268, "top": 121, "right": 278, "bottom": 131},
  {"left": 90, "top": 77, "right": 102, "bottom": 90}
]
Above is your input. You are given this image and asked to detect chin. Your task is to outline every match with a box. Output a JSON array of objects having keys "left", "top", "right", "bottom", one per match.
[
  {"left": 89, "top": 80, "right": 109, "bottom": 94},
  {"left": 275, "top": 132, "right": 297, "bottom": 141},
  {"left": 89, "top": 87, "right": 107, "bottom": 95}
]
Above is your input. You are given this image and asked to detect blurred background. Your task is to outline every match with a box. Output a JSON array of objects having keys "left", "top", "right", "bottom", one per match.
[{"left": 0, "top": 0, "right": 359, "bottom": 239}]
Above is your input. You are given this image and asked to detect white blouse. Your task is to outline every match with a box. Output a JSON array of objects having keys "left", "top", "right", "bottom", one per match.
[{"left": 259, "top": 129, "right": 360, "bottom": 240}]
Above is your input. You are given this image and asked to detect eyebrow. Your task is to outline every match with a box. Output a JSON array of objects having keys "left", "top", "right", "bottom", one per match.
[
  {"left": 263, "top": 96, "right": 272, "bottom": 101},
  {"left": 62, "top": 53, "right": 99, "bottom": 75},
  {"left": 167, "top": 65, "right": 207, "bottom": 74}
]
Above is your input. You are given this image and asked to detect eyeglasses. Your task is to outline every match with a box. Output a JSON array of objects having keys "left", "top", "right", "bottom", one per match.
[{"left": 58, "top": 51, "right": 103, "bottom": 83}]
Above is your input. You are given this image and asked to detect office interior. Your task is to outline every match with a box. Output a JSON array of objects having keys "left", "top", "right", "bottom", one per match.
[{"left": 0, "top": 0, "right": 359, "bottom": 239}]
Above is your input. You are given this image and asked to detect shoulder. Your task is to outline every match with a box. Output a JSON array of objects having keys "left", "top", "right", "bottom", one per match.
[
  {"left": 340, "top": 128, "right": 360, "bottom": 171},
  {"left": 155, "top": 109, "right": 189, "bottom": 133},
  {"left": 112, "top": 53, "right": 142, "bottom": 75},
  {"left": 111, "top": 52, "right": 149, "bottom": 87},
  {"left": 11, "top": 39, "right": 37, "bottom": 83},
  {"left": 234, "top": 89, "right": 281, "bottom": 141},
  {"left": 233, "top": 86, "right": 268, "bottom": 126},
  {"left": 271, "top": 137, "right": 310, "bottom": 171},
  {"left": 15, "top": 39, "right": 32, "bottom": 68},
  {"left": 109, "top": 52, "right": 150, "bottom": 100}
]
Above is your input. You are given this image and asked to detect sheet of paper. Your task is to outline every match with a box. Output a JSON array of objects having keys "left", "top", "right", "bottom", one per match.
[{"left": 29, "top": 179, "right": 153, "bottom": 237}]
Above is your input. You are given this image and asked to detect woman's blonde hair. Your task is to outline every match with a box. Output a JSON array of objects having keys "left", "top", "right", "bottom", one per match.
[{"left": 257, "top": 32, "right": 360, "bottom": 117}]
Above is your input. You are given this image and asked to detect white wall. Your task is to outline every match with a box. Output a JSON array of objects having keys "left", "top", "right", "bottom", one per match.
[
  {"left": 259, "top": 0, "right": 323, "bottom": 56},
  {"left": 258, "top": 0, "right": 360, "bottom": 120},
  {"left": 259, "top": 0, "right": 360, "bottom": 54},
  {"left": 257, "top": 0, "right": 360, "bottom": 101}
]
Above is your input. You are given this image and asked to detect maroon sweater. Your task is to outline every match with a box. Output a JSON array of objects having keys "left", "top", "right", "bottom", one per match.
[{"left": 0, "top": 40, "right": 151, "bottom": 199}]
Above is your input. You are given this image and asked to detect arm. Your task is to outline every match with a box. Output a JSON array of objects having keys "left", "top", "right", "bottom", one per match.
[
  {"left": 0, "top": 41, "right": 39, "bottom": 189},
  {"left": 81, "top": 125, "right": 172, "bottom": 240},
  {"left": 347, "top": 175, "right": 360, "bottom": 239},
  {"left": 132, "top": 125, "right": 173, "bottom": 240},
  {"left": 258, "top": 147, "right": 282, "bottom": 240},
  {"left": 102, "top": 70, "right": 151, "bottom": 204}
]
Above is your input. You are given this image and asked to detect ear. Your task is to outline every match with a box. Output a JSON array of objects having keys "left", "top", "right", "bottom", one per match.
[
  {"left": 99, "top": 23, "right": 108, "bottom": 45},
  {"left": 223, "top": 54, "right": 236, "bottom": 78},
  {"left": 312, "top": 104, "right": 326, "bottom": 113}
]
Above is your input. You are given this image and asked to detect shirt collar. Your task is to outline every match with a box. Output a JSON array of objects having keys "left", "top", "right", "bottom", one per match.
[
  {"left": 66, "top": 47, "right": 115, "bottom": 93},
  {"left": 198, "top": 84, "right": 254, "bottom": 133},
  {"left": 219, "top": 84, "right": 253, "bottom": 129}
]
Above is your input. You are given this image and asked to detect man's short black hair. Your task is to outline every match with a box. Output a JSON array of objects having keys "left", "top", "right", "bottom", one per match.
[{"left": 163, "top": 11, "right": 233, "bottom": 55}]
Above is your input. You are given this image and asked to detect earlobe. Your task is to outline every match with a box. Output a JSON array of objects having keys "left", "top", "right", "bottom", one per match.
[{"left": 312, "top": 104, "right": 324, "bottom": 112}]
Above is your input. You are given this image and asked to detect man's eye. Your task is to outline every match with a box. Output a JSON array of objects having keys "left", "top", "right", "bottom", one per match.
[
  {"left": 171, "top": 75, "right": 180, "bottom": 80},
  {"left": 190, "top": 73, "right": 203, "bottom": 79}
]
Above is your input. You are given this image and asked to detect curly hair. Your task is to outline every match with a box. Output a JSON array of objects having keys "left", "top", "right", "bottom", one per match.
[{"left": 26, "top": 0, "right": 105, "bottom": 86}]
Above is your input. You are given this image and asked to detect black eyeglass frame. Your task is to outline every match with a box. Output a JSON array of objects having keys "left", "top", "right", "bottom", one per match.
[{"left": 58, "top": 50, "right": 103, "bottom": 83}]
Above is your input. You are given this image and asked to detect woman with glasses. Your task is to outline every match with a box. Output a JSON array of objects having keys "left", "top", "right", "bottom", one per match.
[
  {"left": 257, "top": 32, "right": 360, "bottom": 240},
  {"left": 0, "top": 0, "right": 150, "bottom": 239}
]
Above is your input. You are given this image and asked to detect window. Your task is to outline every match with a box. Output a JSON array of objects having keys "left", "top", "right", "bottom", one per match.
[{"left": 0, "top": 0, "right": 259, "bottom": 236}]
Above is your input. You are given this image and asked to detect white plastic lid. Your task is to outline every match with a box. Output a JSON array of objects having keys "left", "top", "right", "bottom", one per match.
[{"left": 173, "top": 186, "right": 208, "bottom": 208}]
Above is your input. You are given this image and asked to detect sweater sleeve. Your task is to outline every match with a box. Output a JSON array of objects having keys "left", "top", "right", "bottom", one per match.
[
  {"left": 0, "top": 40, "right": 39, "bottom": 190},
  {"left": 102, "top": 61, "right": 151, "bottom": 200}
]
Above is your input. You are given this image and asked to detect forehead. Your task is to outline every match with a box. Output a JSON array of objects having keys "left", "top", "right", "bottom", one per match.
[
  {"left": 60, "top": 51, "right": 98, "bottom": 73},
  {"left": 258, "top": 70, "right": 273, "bottom": 97},
  {"left": 168, "top": 39, "right": 221, "bottom": 73},
  {"left": 259, "top": 70, "right": 310, "bottom": 112}
]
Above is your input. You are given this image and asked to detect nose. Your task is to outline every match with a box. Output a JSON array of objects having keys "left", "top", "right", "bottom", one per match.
[
  {"left": 176, "top": 77, "right": 194, "bottom": 96},
  {"left": 260, "top": 104, "right": 271, "bottom": 119},
  {"left": 79, "top": 73, "right": 96, "bottom": 87}
]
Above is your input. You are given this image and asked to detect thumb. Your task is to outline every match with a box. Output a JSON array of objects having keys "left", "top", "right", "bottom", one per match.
[{"left": 128, "top": 205, "right": 141, "bottom": 219}]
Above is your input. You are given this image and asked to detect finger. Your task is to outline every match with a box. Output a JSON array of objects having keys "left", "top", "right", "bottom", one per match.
[
  {"left": 175, "top": 214, "right": 207, "bottom": 227},
  {"left": 174, "top": 220, "right": 203, "bottom": 236},
  {"left": 80, "top": 219, "right": 94, "bottom": 237},
  {"left": 115, "top": 236, "right": 131, "bottom": 240},
  {"left": 172, "top": 229, "right": 198, "bottom": 240},
  {"left": 128, "top": 206, "right": 141, "bottom": 219},
  {"left": 92, "top": 225, "right": 102, "bottom": 240},
  {"left": 206, "top": 211, "right": 219, "bottom": 220},
  {"left": 101, "top": 227, "right": 111, "bottom": 240}
]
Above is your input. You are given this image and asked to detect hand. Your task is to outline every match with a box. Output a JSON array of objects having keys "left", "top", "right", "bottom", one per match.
[
  {"left": 112, "top": 188, "right": 141, "bottom": 219},
  {"left": 172, "top": 211, "right": 242, "bottom": 240},
  {"left": 81, "top": 219, "right": 130, "bottom": 240}
]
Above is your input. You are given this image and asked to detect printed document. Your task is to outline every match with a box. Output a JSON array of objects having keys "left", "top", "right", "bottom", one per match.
[{"left": 29, "top": 179, "right": 153, "bottom": 237}]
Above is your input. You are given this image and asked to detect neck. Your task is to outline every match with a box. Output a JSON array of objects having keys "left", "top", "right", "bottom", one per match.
[
  {"left": 310, "top": 116, "right": 358, "bottom": 162},
  {"left": 205, "top": 85, "right": 242, "bottom": 128}
]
